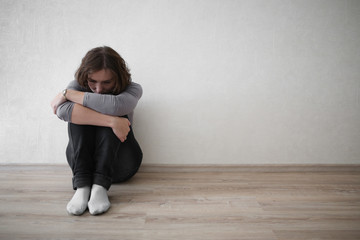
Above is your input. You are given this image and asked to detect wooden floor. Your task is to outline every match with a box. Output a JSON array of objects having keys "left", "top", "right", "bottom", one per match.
[{"left": 0, "top": 165, "right": 360, "bottom": 240}]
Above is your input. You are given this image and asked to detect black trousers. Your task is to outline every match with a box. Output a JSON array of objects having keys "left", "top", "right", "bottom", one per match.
[{"left": 66, "top": 122, "right": 143, "bottom": 190}]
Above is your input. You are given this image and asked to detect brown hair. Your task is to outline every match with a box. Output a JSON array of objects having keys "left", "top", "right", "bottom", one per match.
[{"left": 75, "top": 46, "right": 131, "bottom": 94}]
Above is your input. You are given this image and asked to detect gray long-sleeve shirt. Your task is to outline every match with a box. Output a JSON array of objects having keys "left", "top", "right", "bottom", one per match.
[{"left": 56, "top": 80, "right": 143, "bottom": 123}]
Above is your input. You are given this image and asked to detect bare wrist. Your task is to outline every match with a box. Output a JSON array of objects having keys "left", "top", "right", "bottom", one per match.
[
  {"left": 108, "top": 116, "right": 117, "bottom": 128},
  {"left": 63, "top": 89, "right": 85, "bottom": 105}
]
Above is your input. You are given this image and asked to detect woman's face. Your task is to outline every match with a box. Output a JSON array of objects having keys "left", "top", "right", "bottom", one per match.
[{"left": 87, "top": 69, "right": 116, "bottom": 94}]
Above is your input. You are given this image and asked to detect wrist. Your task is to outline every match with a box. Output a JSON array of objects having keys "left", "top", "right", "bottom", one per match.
[
  {"left": 107, "top": 116, "right": 117, "bottom": 128},
  {"left": 64, "top": 89, "right": 85, "bottom": 105},
  {"left": 62, "top": 89, "right": 67, "bottom": 100}
]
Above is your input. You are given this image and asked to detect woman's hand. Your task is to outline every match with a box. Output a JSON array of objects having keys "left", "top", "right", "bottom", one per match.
[
  {"left": 51, "top": 93, "right": 66, "bottom": 114},
  {"left": 110, "top": 117, "right": 131, "bottom": 142}
]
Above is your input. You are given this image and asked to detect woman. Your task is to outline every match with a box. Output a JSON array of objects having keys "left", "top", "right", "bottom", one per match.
[{"left": 51, "top": 46, "right": 143, "bottom": 215}]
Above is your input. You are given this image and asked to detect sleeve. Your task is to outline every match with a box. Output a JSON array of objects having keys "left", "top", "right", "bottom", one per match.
[
  {"left": 56, "top": 80, "right": 87, "bottom": 122},
  {"left": 82, "top": 82, "right": 143, "bottom": 117},
  {"left": 56, "top": 102, "right": 74, "bottom": 122}
]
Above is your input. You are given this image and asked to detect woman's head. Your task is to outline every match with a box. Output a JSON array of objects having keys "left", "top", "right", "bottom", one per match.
[{"left": 75, "top": 46, "right": 131, "bottom": 94}]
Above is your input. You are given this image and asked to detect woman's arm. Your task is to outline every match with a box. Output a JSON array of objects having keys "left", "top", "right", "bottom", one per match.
[
  {"left": 51, "top": 80, "right": 131, "bottom": 142},
  {"left": 51, "top": 80, "right": 86, "bottom": 117},
  {"left": 82, "top": 82, "right": 142, "bottom": 116},
  {"left": 64, "top": 89, "right": 85, "bottom": 105},
  {"left": 52, "top": 99, "right": 130, "bottom": 142},
  {"left": 53, "top": 82, "right": 142, "bottom": 119},
  {"left": 71, "top": 104, "right": 130, "bottom": 142},
  {"left": 50, "top": 90, "right": 84, "bottom": 115}
]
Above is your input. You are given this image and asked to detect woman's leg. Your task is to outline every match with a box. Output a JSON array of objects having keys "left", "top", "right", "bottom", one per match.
[
  {"left": 87, "top": 125, "right": 142, "bottom": 214},
  {"left": 65, "top": 122, "right": 142, "bottom": 215},
  {"left": 66, "top": 123, "right": 96, "bottom": 215},
  {"left": 92, "top": 126, "right": 120, "bottom": 189},
  {"left": 88, "top": 126, "right": 121, "bottom": 215},
  {"left": 66, "top": 123, "right": 96, "bottom": 189},
  {"left": 112, "top": 127, "right": 143, "bottom": 183}
]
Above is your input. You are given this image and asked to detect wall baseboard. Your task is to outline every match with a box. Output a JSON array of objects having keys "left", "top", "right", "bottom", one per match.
[
  {"left": 138, "top": 164, "right": 360, "bottom": 173},
  {"left": 1, "top": 164, "right": 360, "bottom": 173}
]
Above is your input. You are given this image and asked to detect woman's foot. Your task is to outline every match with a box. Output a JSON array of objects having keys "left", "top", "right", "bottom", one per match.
[
  {"left": 66, "top": 186, "right": 91, "bottom": 215},
  {"left": 88, "top": 184, "right": 111, "bottom": 215}
]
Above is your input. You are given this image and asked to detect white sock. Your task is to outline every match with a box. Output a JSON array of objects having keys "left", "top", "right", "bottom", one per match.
[
  {"left": 88, "top": 184, "right": 111, "bottom": 215},
  {"left": 66, "top": 186, "right": 91, "bottom": 215}
]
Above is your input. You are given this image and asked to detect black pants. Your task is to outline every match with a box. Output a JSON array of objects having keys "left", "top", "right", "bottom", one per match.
[{"left": 66, "top": 123, "right": 143, "bottom": 190}]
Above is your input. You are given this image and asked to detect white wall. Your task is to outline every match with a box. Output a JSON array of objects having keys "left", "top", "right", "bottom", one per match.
[{"left": 1, "top": 0, "right": 359, "bottom": 165}]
